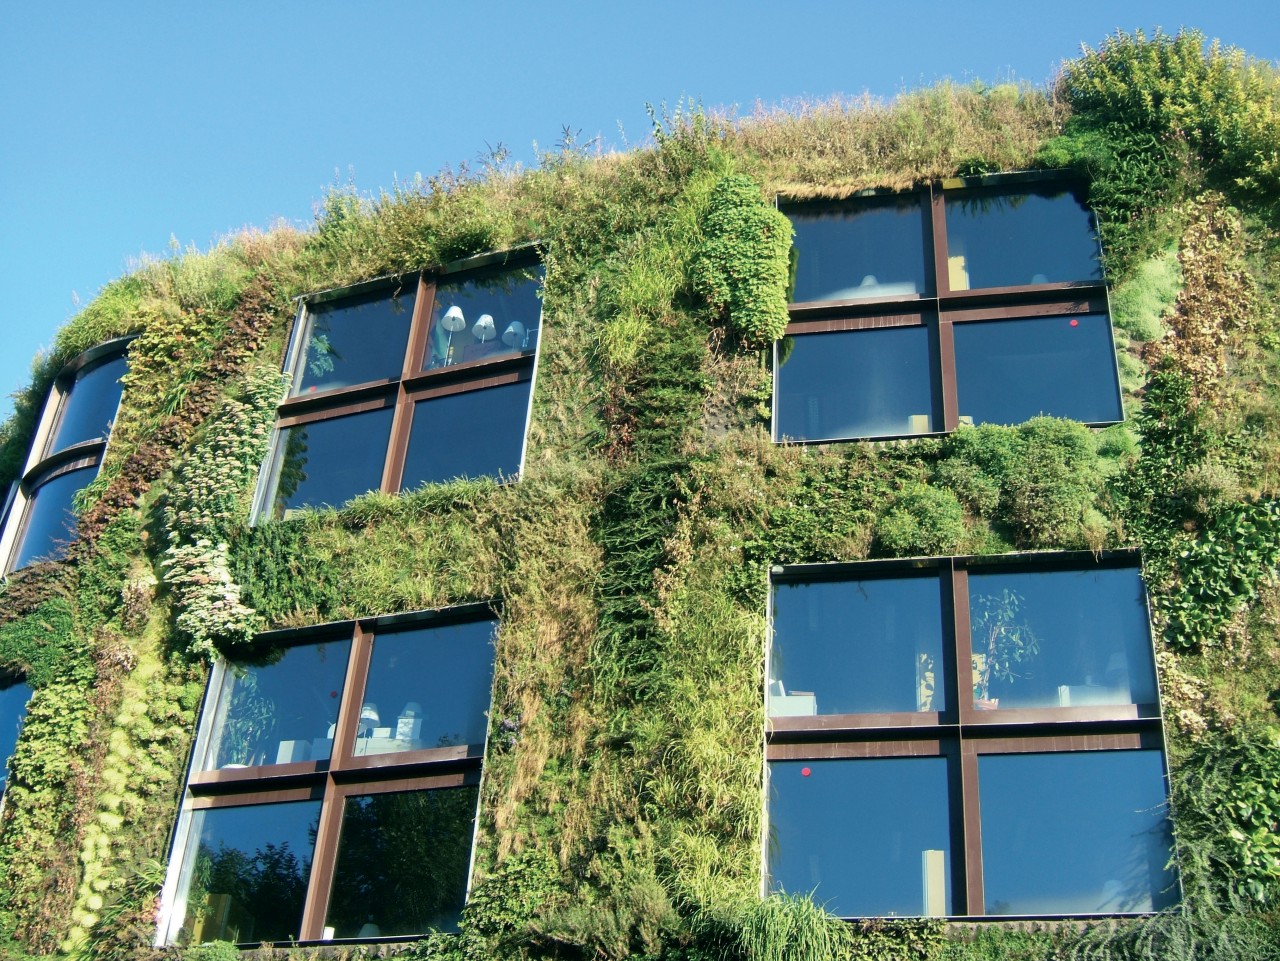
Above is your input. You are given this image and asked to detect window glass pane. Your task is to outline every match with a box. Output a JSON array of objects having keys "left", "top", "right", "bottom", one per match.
[
  {"left": 768, "top": 757, "right": 954, "bottom": 917},
  {"left": 354, "top": 619, "right": 495, "bottom": 757},
  {"left": 967, "top": 566, "right": 1157, "bottom": 711},
  {"left": 775, "top": 326, "right": 936, "bottom": 441},
  {"left": 979, "top": 750, "right": 1178, "bottom": 915},
  {"left": 953, "top": 313, "right": 1123, "bottom": 427},
  {"left": 12, "top": 467, "right": 93, "bottom": 569},
  {"left": 401, "top": 381, "right": 531, "bottom": 489},
  {"left": 788, "top": 197, "right": 930, "bottom": 303},
  {"left": 0, "top": 675, "right": 32, "bottom": 793},
  {"left": 270, "top": 407, "right": 394, "bottom": 517},
  {"left": 425, "top": 265, "right": 542, "bottom": 370},
  {"left": 944, "top": 186, "right": 1102, "bottom": 290},
  {"left": 205, "top": 639, "right": 351, "bottom": 770},
  {"left": 48, "top": 354, "right": 128, "bottom": 453},
  {"left": 173, "top": 800, "right": 321, "bottom": 945},
  {"left": 295, "top": 289, "right": 416, "bottom": 395},
  {"left": 324, "top": 786, "right": 479, "bottom": 938},
  {"left": 770, "top": 576, "right": 946, "bottom": 715}
]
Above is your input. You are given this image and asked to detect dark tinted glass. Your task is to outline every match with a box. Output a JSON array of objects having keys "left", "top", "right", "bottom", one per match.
[
  {"left": 967, "top": 566, "right": 1157, "bottom": 711},
  {"left": 425, "top": 265, "right": 542, "bottom": 370},
  {"left": 771, "top": 576, "right": 946, "bottom": 715},
  {"left": 769, "top": 757, "right": 954, "bottom": 917},
  {"left": 788, "top": 196, "right": 930, "bottom": 303},
  {"left": 48, "top": 354, "right": 128, "bottom": 452},
  {"left": 944, "top": 186, "right": 1102, "bottom": 290},
  {"left": 979, "top": 751, "right": 1178, "bottom": 915},
  {"left": 325, "top": 786, "right": 479, "bottom": 937},
  {"left": 205, "top": 639, "right": 351, "bottom": 770},
  {"left": 401, "top": 381, "right": 531, "bottom": 489},
  {"left": 354, "top": 620, "right": 495, "bottom": 757},
  {"left": 270, "top": 407, "right": 395, "bottom": 517},
  {"left": 775, "top": 326, "right": 936, "bottom": 441},
  {"left": 12, "top": 466, "right": 93, "bottom": 569},
  {"left": 175, "top": 800, "right": 321, "bottom": 945},
  {"left": 0, "top": 675, "right": 32, "bottom": 792},
  {"left": 953, "top": 313, "right": 1123, "bottom": 426},
  {"left": 295, "top": 288, "right": 416, "bottom": 394}
]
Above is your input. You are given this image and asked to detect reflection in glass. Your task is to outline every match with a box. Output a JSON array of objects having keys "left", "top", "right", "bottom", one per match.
[
  {"left": 12, "top": 466, "right": 94, "bottom": 569},
  {"left": 173, "top": 800, "right": 321, "bottom": 945},
  {"left": 944, "top": 186, "right": 1102, "bottom": 290},
  {"left": 967, "top": 567, "right": 1157, "bottom": 711},
  {"left": 325, "top": 787, "right": 479, "bottom": 937},
  {"left": 425, "top": 265, "right": 542, "bottom": 370},
  {"left": 788, "top": 197, "right": 930, "bottom": 303},
  {"left": 48, "top": 354, "right": 128, "bottom": 453},
  {"left": 354, "top": 620, "right": 495, "bottom": 757},
  {"left": 296, "top": 289, "right": 416, "bottom": 395},
  {"left": 953, "top": 313, "right": 1123, "bottom": 427},
  {"left": 0, "top": 675, "right": 32, "bottom": 793},
  {"left": 401, "top": 381, "right": 531, "bottom": 489},
  {"left": 769, "top": 758, "right": 953, "bottom": 917},
  {"left": 775, "top": 326, "right": 936, "bottom": 441},
  {"left": 206, "top": 640, "right": 351, "bottom": 769},
  {"left": 979, "top": 751, "right": 1178, "bottom": 915},
  {"left": 770, "top": 576, "right": 946, "bottom": 716},
  {"left": 270, "top": 407, "right": 395, "bottom": 518}
]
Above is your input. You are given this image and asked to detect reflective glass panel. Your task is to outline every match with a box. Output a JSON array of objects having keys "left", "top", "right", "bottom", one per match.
[
  {"left": 325, "top": 786, "right": 479, "bottom": 937},
  {"left": 425, "top": 265, "right": 542, "bottom": 370},
  {"left": 953, "top": 313, "right": 1123, "bottom": 427},
  {"left": 967, "top": 566, "right": 1157, "bottom": 711},
  {"left": 172, "top": 800, "right": 322, "bottom": 945},
  {"left": 979, "top": 750, "right": 1178, "bottom": 915},
  {"left": 0, "top": 675, "right": 32, "bottom": 792},
  {"left": 768, "top": 757, "right": 954, "bottom": 917},
  {"left": 270, "top": 407, "right": 395, "bottom": 518},
  {"left": 775, "top": 326, "right": 936, "bottom": 441},
  {"left": 770, "top": 576, "right": 946, "bottom": 716},
  {"left": 354, "top": 619, "right": 495, "bottom": 757},
  {"left": 944, "top": 186, "right": 1102, "bottom": 290},
  {"left": 12, "top": 466, "right": 93, "bottom": 569},
  {"left": 48, "top": 354, "right": 128, "bottom": 453},
  {"left": 788, "top": 197, "right": 931, "bottom": 303},
  {"left": 401, "top": 381, "right": 531, "bottom": 489},
  {"left": 205, "top": 639, "right": 351, "bottom": 770},
  {"left": 295, "top": 288, "right": 416, "bottom": 395}
]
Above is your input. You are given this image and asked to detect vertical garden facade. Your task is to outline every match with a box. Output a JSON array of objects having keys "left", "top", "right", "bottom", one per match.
[{"left": 0, "top": 29, "right": 1278, "bottom": 961}]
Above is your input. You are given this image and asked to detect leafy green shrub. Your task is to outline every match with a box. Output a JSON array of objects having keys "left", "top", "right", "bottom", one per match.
[
  {"left": 693, "top": 174, "right": 793, "bottom": 346},
  {"left": 875, "top": 483, "right": 966, "bottom": 557},
  {"left": 1002, "top": 419, "right": 1104, "bottom": 548}
]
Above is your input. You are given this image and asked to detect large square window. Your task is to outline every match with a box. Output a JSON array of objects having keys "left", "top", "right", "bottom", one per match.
[
  {"left": 0, "top": 337, "right": 132, "bottom": 572},
  {"left": 765, "top": 552, "right": 1178, "bottom": 918},
  {"left": 258, "top": 253, "right": 542, "bottom": 519},
  {"left": 157, "top": 605, "right": 496, "bottom": 947},
  {"left": 776, "top": 176, "right": 1120, "bottom": 441}
]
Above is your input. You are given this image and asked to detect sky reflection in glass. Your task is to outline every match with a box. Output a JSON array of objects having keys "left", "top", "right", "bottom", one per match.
[
  {"left": 271, "top": 407, "right": 394, "bottom": 516},
  {"left": 296, "top": 289, "right": 416, "bottom": 395},
  {"left": 953, "top": 313, "right": 1122, "bottom": 426},
  {"left": 12, "top": 466, "right": 92, "bottom": 569},
  {"left": 402, "top": 381, "right": 530, "bottom": 489},
  {"left": 788, "top": 197, "right": 930, "bottom": 303},
  {"left": 49, "top": 354, "right": 127, "bottom": 452},
  {"left": 979, "top": 751, "right": 1178, "bottom": 915},
  {"left": 769, "top": 757, "right": 953, "bottom": 917},
  {"left": 945, "top": 187, "right": 1103, "bottom": 290},
  {"left": 0, "top": 675, "right": 32, "bottom": 792},
  {"left": 775, "top": 326, "right": 936, "bottom": 441},
  {"left": 770, "top": 576, "right": 946, "bottom": 715}
]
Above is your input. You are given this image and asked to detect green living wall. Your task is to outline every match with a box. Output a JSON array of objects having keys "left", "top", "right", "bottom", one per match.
[{"left": 0, "top": 28, "right": 1277, "bottom": 961}]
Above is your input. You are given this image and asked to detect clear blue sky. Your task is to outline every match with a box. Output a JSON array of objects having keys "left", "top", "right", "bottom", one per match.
[{"left": 1, "top": 1, "right": 1276, "bottom": 424}]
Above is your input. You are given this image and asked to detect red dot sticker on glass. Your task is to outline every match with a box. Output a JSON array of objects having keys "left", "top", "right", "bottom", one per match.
[
  {"left": 801, "top": 766, "right": 811, "bottom": 777},
  {"left": 1069, "top": 318, "right": 1079, "bottom": 327}
]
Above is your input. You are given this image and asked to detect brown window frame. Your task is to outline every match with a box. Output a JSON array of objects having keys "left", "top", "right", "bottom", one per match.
[
  {"left": 764, "top": 549, "right": 1179, "bottom": 919},
  {"left": 776, "top": 173, "right": 1122, "bottom": 442},
  {"left": 256, "top": 247, "right": 542, "bottom": 521},
  {"left": 156, "top": 602, "right": 497, "bottom": 947},
  {"left": 0, "top": 335, "right": 135, "bottom": 573}
]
